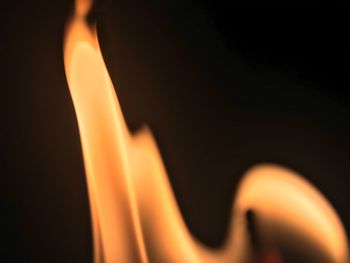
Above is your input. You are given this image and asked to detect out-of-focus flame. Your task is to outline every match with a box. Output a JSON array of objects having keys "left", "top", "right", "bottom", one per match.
[{"left": 63, "top": 1, "right": 349, "bottom": 262}]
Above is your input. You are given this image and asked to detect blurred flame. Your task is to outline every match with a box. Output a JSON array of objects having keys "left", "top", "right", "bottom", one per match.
[{"left": 64, "top": 1, "right": 349, "bottom": 262}]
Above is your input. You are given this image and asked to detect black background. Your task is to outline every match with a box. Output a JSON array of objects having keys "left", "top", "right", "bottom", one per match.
[{"left": 0, "top": 1, "right": 349, "bottom": 262}]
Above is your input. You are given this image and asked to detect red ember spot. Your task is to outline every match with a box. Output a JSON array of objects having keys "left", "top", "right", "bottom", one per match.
[{"left": 259, "top": 247, "right": 283, "bottom": 263}]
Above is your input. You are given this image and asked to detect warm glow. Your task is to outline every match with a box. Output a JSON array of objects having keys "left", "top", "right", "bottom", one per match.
[{"left": 64, "top": 1, "right": 349, "bottom": 262}]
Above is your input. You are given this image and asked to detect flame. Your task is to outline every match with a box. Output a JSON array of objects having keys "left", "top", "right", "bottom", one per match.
[{"left": 63, "top": 1, "right": 349, "bottom": 262}]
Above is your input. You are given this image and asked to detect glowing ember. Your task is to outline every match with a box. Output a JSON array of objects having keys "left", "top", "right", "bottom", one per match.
[{"left": 63, "top": 0, "right": 349, "bottom": 262}]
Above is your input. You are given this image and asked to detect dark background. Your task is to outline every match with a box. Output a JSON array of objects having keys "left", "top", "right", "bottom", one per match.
[{"left": 0, "top": 1, "right": 349, "bottom": 262}]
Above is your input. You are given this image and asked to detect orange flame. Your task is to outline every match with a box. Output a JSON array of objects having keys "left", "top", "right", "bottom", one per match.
[{"left": 64, "top": 1, "right": 349, "bottom": 262}]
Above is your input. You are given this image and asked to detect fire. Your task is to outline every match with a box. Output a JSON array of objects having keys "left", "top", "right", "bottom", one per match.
[{"left": 63, "top": 1, "right": 349, "bottom": 262}]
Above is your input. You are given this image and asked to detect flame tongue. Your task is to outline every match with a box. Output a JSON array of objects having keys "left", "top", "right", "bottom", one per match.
[
  {"left": 64, "top": 1, "right": 349, "bottom": 262},
  {"left": 65, "top": 21, "right": 147, "bottom": 263}
]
